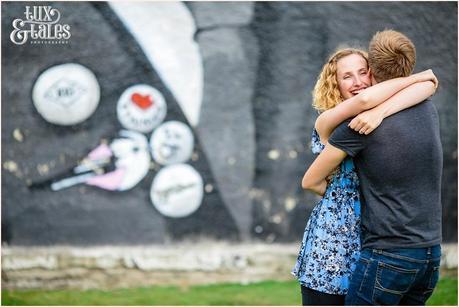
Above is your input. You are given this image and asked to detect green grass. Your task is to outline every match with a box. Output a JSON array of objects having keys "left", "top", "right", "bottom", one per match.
[
  {"left": 426, "top": 276, "right": 458, "bottom": 306},
  {"left": 2, "top": 277, "right": 457, "bottom": 305}
]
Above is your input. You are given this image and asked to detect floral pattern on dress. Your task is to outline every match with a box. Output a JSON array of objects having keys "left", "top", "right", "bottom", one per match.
[{"left": 292, "top": 128, "right": 361, "bottom": 295}]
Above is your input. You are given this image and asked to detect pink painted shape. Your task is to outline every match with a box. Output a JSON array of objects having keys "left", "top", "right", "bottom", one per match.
[
  {"left": 85, "top": 168, "right": 126, "bottom": 191},
  {"left": 88, "top": 143, "right": 113, "bottom": 160}
]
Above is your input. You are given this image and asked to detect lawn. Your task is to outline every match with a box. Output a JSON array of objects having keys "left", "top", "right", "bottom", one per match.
[{"left": 2, "top": 276, "right": 457, "bottom": 305}]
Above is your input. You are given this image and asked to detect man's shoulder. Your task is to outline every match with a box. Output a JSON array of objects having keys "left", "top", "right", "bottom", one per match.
[
  {"left": 328, "top": 119, "right": 367, "bottom": 157},
  {"left": 338, "top": 119, "right": 352, "bottom": 128},
  {"left": 390, "top": 99, "right": 438, "bottom": 121},
  {"left": 331, "top": 119, "right": 360, "bottom": 140}
]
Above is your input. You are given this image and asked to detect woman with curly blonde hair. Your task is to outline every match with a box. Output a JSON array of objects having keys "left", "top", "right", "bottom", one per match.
[
  {"left": 312, "top": 48, "right": 369, "bottom": 113},
  {"left": 292, "top": 46, "right": 437, "bottom": 305}
]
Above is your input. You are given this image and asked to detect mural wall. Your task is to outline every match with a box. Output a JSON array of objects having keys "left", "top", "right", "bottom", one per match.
[{"left": 2, "top": 1, "right": 457, "bottom": 246}]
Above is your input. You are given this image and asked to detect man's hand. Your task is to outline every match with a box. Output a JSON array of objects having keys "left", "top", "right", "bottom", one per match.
[
  {"left": 413, "top": 69, "right": 438, "bottom": 89},
  {"left": 349, "top": 108, "right": 384, "bottom": 135}
]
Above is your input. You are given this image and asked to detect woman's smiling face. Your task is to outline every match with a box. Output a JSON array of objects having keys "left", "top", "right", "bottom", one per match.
[{"left": 336, "top": 53, "right": 372, "bottom": 100}]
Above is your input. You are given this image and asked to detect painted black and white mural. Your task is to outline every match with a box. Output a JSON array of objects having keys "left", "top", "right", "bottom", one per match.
[{"left": 2, "top": 2, "right": 457, "bottom": 245}]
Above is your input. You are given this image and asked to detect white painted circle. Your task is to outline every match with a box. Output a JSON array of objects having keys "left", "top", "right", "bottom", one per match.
[
  {"left": 150, "top": 121, "right": 194, "bottom": 165},
  {"left": 117, "top": 84, "right": 167, "bottom": 133},
  {"left": 32, "top": 63, "right": 100, "bottom": 125},
  {"left": 150, "top": 164, "right": 203, "bottom": 218}
]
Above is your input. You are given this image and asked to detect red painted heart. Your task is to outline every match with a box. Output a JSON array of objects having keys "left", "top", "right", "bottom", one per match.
[{"left": 131, "top": 93, "right": 154, "bottom": 110}]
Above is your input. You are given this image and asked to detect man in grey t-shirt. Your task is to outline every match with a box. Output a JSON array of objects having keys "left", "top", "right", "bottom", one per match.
[
  {"left": 329, "top": 103, "right": 442, "bottom": 251},
  {"left": 303, "top": 30, "right": 442, "bottom": 305}
]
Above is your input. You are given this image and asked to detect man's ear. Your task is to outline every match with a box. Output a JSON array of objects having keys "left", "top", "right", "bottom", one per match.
[
  {"left": 371, "top": 75, "right": 377, "bottom": 85},
  {"left": 368, "top": 68, "right": 378, "bottom": 85}
]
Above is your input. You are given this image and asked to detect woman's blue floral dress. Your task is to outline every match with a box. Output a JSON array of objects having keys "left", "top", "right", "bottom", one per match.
[{"left": 292, "top": 128, "right": 361, "bottom": 295}]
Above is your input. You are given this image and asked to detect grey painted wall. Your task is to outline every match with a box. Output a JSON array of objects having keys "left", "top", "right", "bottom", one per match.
[
  {"left": 2, "top": 1, "right": 457, "bottom": 245},
  {"left": 2, "top": 2, "right": 239, "bottom": 245}
]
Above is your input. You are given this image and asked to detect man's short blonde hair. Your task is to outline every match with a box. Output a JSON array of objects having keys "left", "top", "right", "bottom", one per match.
[{"left": 369, "top": 30, "right": 416, "bottom": 82}]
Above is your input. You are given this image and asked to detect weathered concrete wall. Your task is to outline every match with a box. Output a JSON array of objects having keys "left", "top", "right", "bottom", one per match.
[
  {"left": 1, "top": 244, "right": 298, "bottom": 290},
  {"left": 2, "top": 243, "right": 457, "bottom": 290}
]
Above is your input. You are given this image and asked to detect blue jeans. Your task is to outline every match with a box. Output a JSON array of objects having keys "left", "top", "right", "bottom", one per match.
[{"left": 345, "top": 245, "right": 441, "bottom": 305}]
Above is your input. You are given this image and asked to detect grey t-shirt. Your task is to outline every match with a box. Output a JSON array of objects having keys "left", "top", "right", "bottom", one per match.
[{"left": 329, "top": 100, "right": 443, "bottom": 249}]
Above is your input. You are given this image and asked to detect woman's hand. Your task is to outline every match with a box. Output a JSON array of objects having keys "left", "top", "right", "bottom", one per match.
[
  {"left": 412, "top": 69, "right": 438, "bottom": 89},
  {"left": 349, "top": 108, "right": 384, "bottom": 135}
]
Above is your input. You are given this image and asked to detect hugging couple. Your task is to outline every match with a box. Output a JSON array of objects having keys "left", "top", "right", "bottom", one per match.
[{"left": 292, "top": 30, "right": 442, "bottom": 305}]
